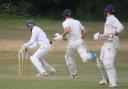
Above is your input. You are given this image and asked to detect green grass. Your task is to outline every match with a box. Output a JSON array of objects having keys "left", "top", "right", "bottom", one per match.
[{"left": 0, "top": 18, "right": 128, "bottom": 89}]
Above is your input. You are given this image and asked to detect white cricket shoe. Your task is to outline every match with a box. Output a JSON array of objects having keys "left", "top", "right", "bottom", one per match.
[
  {"left": 109, "top": 84, "right": 118, "bottom": 88},
  {"left": 36, "top": 71, "right": 49, "bottom": 76},
  {"left": 49, "top": 67, "right": 56, "bottom": 74},
  {"left": 45, "top": 68, "right": 56, "bottom": 75},
  {"left": 99, "top": 80, "right": 108, "bottom": 85},
  {"left": 71, "top": 73, "right": 79, "bottom": 79}
]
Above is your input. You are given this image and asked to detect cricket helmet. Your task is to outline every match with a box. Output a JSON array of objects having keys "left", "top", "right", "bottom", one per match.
[
  {"left": 63, "top": 9, "right": 73, "bottom": 17},
  {"left": 26, "top": 20, "right": 35, "bottom": 29},
  {"left": 104, "top": 4, "right": 115, "bottom": 14}
]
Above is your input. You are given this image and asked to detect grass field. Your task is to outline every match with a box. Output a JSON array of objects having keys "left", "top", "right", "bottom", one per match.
[{"left": 0, "top": 17, "right": 128, "bottom": 89}]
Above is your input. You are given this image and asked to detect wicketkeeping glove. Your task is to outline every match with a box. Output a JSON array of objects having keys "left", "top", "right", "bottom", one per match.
[{"left": 53, "top": 33, "right": 63, "bottom": 42}]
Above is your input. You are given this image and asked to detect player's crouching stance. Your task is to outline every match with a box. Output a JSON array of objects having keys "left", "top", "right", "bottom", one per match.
[
  {"left": 94, "top": 4, "right": 124, "bottom": 88},
  {"left": 54, "top": 9, "right": 97, "bottom": 79},
  {"left": 21, "top": 20, "right": 56, "bottom": 76}
]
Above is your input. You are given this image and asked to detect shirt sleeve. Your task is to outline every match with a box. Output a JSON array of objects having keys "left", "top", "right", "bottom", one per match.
[
  {"left": 25, "top": 28, "right": 38, "bottom": 48},
  {"left": 111, "top": 18, "right": 124, "bottom": 33},
  {"left": 62, "top": 21, "right": 69, "bottom": 29},
  {"left": 29, "top": 42, "right": 37, "bottom": 49},
  {"left": 79, "top": 22, "right": 85, "bottom": 31}
]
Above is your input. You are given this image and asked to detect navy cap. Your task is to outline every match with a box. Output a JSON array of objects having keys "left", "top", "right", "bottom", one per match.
[
  {"left": 104, "top": 4, "right": 115, "bottom": 14},
  {"left": 63, "top": 9, "right": 73, "bottom": 17}
]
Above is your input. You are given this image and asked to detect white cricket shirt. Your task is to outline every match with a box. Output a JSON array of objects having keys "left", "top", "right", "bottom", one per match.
[
  {"left": 62, "top": 18, "right": 85, "bottom": 42},
  {"left": 25, "top": 26, "right": 50, "bottom": 48},
  {"left": 104, "top": 15, "right": 124, "bottom": 35},
  {"left": 104, "top": 15, "right": 124, "bottom": 48}
]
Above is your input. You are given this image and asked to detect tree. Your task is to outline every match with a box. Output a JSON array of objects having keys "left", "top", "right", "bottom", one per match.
[{"left": 0, "top": 0, "right": 127, "bottom": 19}]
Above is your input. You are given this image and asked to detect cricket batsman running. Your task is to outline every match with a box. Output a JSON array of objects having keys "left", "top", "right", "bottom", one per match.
[
  {"left": 54, "top": 9, "right": 97, "bottom": 79},
  {"left": 21, "top": 20, "right": 56, "bottom": 76},
  {"left": 94, "top": 4, "right": 124, "bottom": 87}
]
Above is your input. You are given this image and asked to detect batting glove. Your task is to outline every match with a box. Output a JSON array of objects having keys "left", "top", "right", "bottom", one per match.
[{"left": 94, "top": 32, "right": 100, "bottom": 40}]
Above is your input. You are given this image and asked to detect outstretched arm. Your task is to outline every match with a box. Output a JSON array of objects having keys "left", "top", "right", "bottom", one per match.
[{"left": 53, "top": 27, "right": 70, "bottom": 42}]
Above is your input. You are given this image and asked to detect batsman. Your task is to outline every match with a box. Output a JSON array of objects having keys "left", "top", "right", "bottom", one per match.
[
  {"left": 54, "top": 9, "right": 97, "bottom": 79},
  {"left": 94, "top": 5, "right": 124, "bottom": 87},
  {"left": 21, "top": 20, "right": 56, "bottom": 76}
]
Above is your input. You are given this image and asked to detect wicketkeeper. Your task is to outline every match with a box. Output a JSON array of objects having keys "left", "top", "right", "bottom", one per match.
[
  {"left": 94, "top": 4, "right": 124, "bottom": 87},
  {"left": 54, "top": 9, "right": 97, "bottom": 79},
  {"left": 21, "top": 20, "right": 56, "bottom": 76}
]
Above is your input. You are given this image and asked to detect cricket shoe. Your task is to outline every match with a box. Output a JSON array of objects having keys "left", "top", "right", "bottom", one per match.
[
  {"left": 71, "top": 73, "right": 79, "bottom": 79},
  {"left": 89, "top": 50, "right": 97, "bottom": 62},
  {"left": 99, "top": 80, "right": 108, "bottom": 85},
  {"left": 45, "top": 67, "right": 56, "bottom": 75},
  {"left": 36, "top": 71, "right": 49, "bottom": 77},
  {"left": 49, "top": 70, "right": 56, "bottom": 74},
  {"left": 49, "top": 67, "right": 56, "bottom": 74},
  {"left": 109, "top": 84, "right": 118, "bottom": 88},
  {"left": 46, "top": 70, "right": 56, "bottom": 76}
]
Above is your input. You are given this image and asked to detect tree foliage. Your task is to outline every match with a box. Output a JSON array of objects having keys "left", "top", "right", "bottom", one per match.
[{"left": 0, "top": 0, "right": 127, "bottom": 19}]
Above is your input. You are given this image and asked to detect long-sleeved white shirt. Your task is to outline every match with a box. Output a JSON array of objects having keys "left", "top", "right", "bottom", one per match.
[
  {"left": 104, "top": 15, "right": 124, "bottom": 48},
  {"left": 24, "top": 26, "right": 50, "bottom": 49},
  {"left": 62, "top": 18, "right": 85, "bottom": 42},
  {"left": 104, "top": 15, "right": 124, "bottom": 35}
]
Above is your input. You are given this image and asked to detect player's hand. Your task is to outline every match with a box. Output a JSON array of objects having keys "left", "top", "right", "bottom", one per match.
[
  {"left": 115, "top": 32, "right": 119, "bottom": 36},
  {"left": 49, "top": 41, "right": 52, "bottom": 44},
  {"left": 21, "top": 43, "right": 29, "bottom": 51},
  {"left": 99, "top": 34, "right": 106, "bottom": 40},
  {"left": 25, "top": 48, "right": 28, "bottom": 52}
]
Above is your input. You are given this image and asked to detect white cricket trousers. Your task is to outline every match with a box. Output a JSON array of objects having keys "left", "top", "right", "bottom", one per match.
[
  {"left": 30, "top": 44, "right": 55, "bottom": 74},
  {"left": 65, "top": 39, "right": 92, "bottom": 76},
  {"left": 100, "top": 43, "right": 117, "bottom": 86}
]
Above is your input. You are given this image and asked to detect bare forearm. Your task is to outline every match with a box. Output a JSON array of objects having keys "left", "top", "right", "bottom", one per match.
[
  {"left": 81, "top": 29, "right": 86, "bottom": 39},
  {"left": 62, "top": 27, "right": 70, "bottom": 40},
  {"left": 62, "top": 31, "right": 68, "bottom": 37}
]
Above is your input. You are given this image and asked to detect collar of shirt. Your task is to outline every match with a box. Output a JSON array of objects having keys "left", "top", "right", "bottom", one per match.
[
  {"left": 106, "top": 15, "right": 114, "bottom": 20},
  {"left": 65, "top": 18, "right": 73, "bottom": 21},
  {"left": 32, "top": 26, "right": 37, "bottom": 30}
]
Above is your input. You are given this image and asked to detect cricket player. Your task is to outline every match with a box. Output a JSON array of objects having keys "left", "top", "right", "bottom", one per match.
[
  {"left": 54, "top": 9, "right": 97, "bottom": 79},
  {"left": 21, "top": 20, "right": 56, "bottom": 76},
  {"left": 94, "top": 5, "right": 124, "bottom": 87}
]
